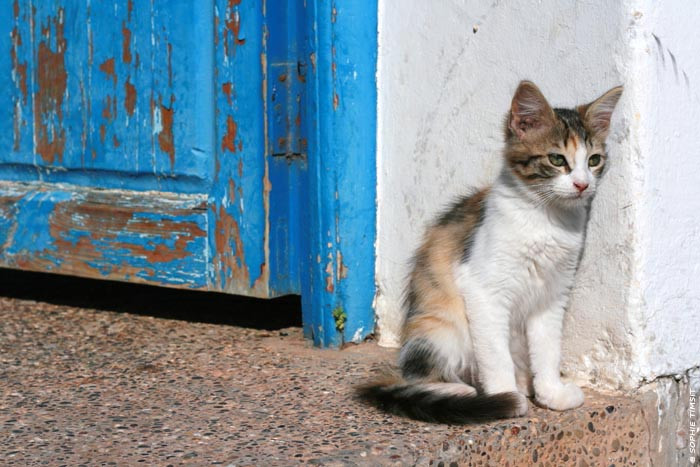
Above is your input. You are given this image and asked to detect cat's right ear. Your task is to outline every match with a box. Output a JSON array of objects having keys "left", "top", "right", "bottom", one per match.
[
  {"left": 579, "top": 85, "right": 623, "bottom": 140},
  {"left": 508, "top": 81, "right": 555, "bottom": 142}
]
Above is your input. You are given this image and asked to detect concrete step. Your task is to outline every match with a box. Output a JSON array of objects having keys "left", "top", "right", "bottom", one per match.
[{"left": 0, "top": 294, "right": 693, "bottom": 466}]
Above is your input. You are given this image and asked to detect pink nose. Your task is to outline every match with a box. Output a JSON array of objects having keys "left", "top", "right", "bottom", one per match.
[{"left": 573, "top": 181, "right": 589, "bottom": 193}]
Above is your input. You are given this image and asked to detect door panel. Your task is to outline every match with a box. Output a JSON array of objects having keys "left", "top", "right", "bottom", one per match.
[
  {"left": 0, "top": 0, "right": 269, "bottom": 295},
  {"left": 1, "top": 1, "right": 213, "bottom": 190}
]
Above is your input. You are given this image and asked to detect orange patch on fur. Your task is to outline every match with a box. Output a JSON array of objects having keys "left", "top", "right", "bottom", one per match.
[{"left": 403, "top": 191, "right": 488, "bottom": 344}]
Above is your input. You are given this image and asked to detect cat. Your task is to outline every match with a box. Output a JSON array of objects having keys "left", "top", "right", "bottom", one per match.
[{"left": 358, "top": 81, "right": 623, "bottom": 424}]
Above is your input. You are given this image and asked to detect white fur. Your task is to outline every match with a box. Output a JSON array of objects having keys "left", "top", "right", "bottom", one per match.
[
  {"left": 419, "top": 382, "right": 477, "bottom": 397},
  {"left": 450, "top": 168, "right": 589, "bottom": 411}
]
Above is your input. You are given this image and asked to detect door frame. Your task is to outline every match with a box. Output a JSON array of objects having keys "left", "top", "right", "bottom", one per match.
[{"left": 300, "top": 2, "right": 378, "bottom": 347}]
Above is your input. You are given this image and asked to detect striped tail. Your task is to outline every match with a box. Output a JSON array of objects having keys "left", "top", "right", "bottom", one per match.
[{"left": 356, "top": 377, "right": 525, "bottom": 424}]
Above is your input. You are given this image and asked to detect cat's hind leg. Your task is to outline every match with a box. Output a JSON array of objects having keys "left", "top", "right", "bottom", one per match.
[
  {"left": 358, "top": 327, "right": 525, "bottom": 423},
  {"left": 398, "top": 330, "right": 476, "bottom": 398},
  {"left": 359, "top": 293, "right": 527, "bottom": 422}
]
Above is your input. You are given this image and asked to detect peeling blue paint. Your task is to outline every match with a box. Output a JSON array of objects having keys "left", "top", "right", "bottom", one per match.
[
  {"left": 0, "top": 1, "right": 213, "bottom": 191},
  {"left": 0, "top": 182, "right": 209, "bottom": 287},
  {"left": 209, "top": 0, "right": 268, "bottom": 295}
]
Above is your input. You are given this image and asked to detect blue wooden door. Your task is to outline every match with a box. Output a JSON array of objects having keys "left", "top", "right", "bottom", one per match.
[{"left": 0, "top": 1, "right": 377, "bottom": 347}]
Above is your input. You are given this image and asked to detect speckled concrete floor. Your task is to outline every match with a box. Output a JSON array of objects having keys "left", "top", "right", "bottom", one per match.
[{"left": 0, "top": 270, "right": 651, "bottom": 466}]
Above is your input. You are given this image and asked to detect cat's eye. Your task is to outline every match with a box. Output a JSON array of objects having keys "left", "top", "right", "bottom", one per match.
[
  {"left": 547, "top": 153, "right": 567, "bottom": 167},
  {"left": 588, "top": 154, "right": 602, "bottom": 167}
]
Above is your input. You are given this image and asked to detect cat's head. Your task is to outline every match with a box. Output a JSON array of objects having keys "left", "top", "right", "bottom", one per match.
[{"left": 504, "top": 81, "right": 623, "bottom": 209}]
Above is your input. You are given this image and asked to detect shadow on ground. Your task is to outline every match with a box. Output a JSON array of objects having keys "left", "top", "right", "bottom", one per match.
[{"left": 0, "top": 267, "right": 301, "bottom": 330}]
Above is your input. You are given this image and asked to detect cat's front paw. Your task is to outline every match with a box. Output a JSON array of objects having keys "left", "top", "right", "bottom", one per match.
[{"left": 536, "top": 382, "right": 584, "bottom": 411}]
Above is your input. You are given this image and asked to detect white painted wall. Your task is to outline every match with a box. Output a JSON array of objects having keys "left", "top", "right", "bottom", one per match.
[
  {"left": 632, "top": 1, "right": 700, "bottom": 382},
  {"left": 375, "top": 0, "right": 699, "bottom": 389}
]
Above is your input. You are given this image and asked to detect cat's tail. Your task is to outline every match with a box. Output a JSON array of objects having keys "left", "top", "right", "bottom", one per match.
[{"left": 356, "top": 374, "right": 525, "bottom": 424}]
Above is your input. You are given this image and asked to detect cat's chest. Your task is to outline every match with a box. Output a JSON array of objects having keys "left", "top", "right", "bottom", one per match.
[
  {"left": 509, "top": 222, "right": 580, "bottom": 264},
  {"left": 468, "top": 212, "right": 583, "bottom": 312},
  {"left": 481, "top": 205, "right": 585, "bottom": 277}
]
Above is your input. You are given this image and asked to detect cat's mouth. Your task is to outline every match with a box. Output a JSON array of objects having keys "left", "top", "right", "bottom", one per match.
[
  {"left": 557, "top": 192, "right": 593, "bottom": 207},
  {"left": 560, "top": 189, "right": 592, "bottom": 200},
  {"left": 538, "top": 189, "right": 592, "bottom": 208}
]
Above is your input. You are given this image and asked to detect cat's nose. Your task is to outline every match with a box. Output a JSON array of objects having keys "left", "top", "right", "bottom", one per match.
[{"left": 573, "top": 181, "right": 589, "bottom": 193}]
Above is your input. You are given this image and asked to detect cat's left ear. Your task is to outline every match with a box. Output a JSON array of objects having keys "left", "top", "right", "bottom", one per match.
[{"left": 579, "top": 86, "right": 623, "bottom": 139}]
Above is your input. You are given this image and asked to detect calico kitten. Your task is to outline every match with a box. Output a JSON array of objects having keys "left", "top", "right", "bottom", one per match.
[{"left": 359, "top": 81, "right": 623, "bottom": 424}]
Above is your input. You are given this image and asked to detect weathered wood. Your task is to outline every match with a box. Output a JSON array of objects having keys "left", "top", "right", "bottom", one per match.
[
  {"left": 0, "top": 2, "right": 275, "bottom": 298},
  {"left": 298, "top": 2, "right": 378, "bottom": 346},
  {"left": 212, "top": 0, "right": 270, "bottom": 298},
  {"left": 0, "top": 181, "right": 209, "bottom": 289},
  {"left": 0, "top": 1, "right": 213, "bottom": 187}
]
